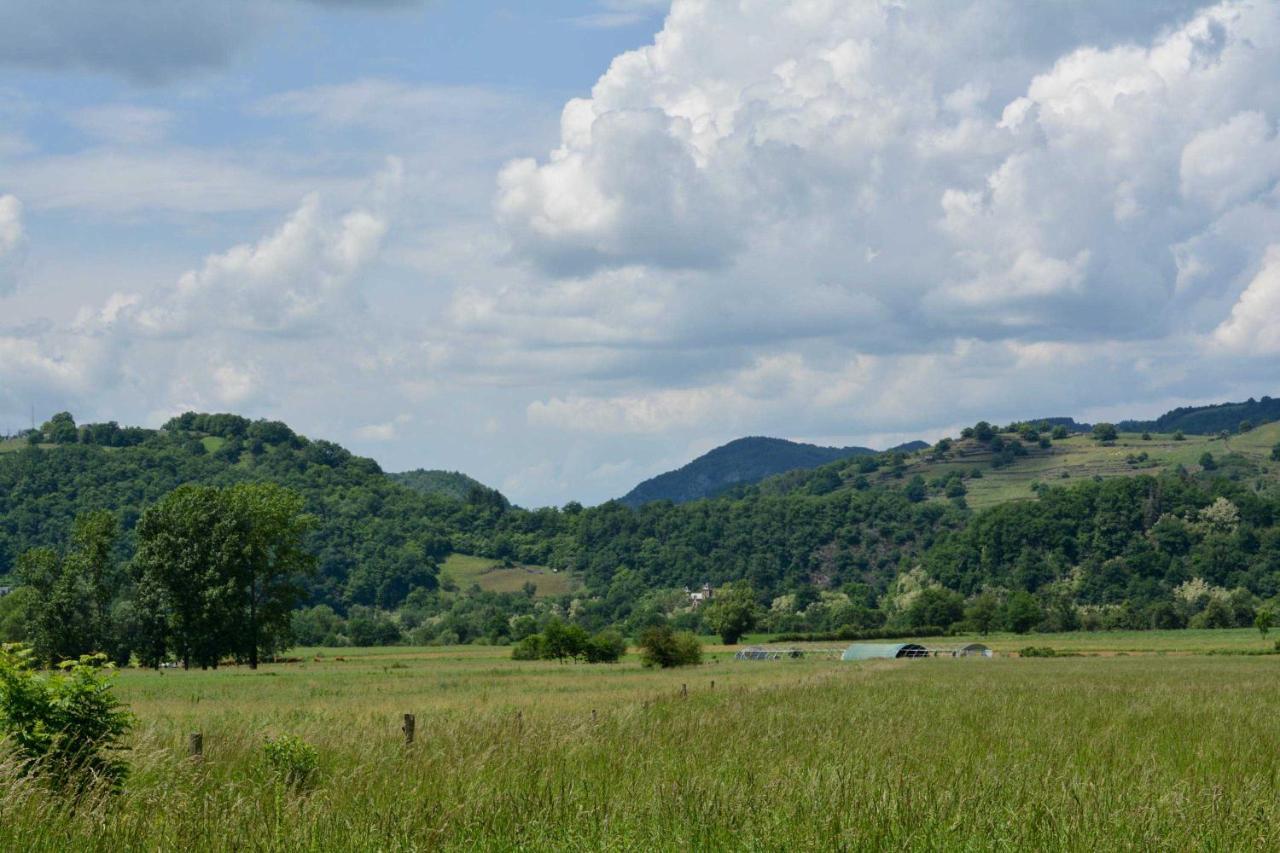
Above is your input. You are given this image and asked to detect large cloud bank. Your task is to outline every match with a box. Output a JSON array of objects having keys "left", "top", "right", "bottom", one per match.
[{"left": 497, "top": 0, "right": 1280, "bottom": 435}]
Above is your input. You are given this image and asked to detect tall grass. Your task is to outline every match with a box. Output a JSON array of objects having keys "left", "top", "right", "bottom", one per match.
[{"left": 2, "top": 653, "right": 1278, "bottom": 850}]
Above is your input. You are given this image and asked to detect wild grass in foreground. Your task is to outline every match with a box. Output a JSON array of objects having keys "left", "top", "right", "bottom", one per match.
[{"left": 1, "top": 648, "right": 1278, "bottom": 851}]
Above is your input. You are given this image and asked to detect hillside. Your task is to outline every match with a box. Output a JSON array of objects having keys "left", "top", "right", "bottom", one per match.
[
  {"left": 758, "top": 421, "right": 1280, "bottom": 510},
  {"left": 0, "top": 412, "right": 540, "bottom": 611},
  {"left": 391, "top": 469, "right": 493, "bottom": 502},
  {"left": 438, "top": 553, "right": 580, "bottom": 598},
  {"left": 618, "top": 436, "right": 925, "bottom": 507}
]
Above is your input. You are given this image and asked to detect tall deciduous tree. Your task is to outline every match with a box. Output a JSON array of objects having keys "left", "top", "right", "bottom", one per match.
[
  {"left": 134, "top": 483, "right": 315, "bottom": 669},
  {"left": 703, "top": 582, "right": 761, "bottom": 645},
  {"left": 226, "top": 483, "right": 316, "bottom": 668}
]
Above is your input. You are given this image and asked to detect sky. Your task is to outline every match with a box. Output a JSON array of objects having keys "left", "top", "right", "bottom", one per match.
[{"left": 1, "top": 0, "right": 1279, "bottom": 507}]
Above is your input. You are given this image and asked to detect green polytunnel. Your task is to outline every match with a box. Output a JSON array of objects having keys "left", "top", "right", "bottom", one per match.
[{"left": 840, "top": 643, "right": 930, "bottom": 661}]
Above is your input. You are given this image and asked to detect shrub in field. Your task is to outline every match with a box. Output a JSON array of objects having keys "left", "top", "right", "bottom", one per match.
[
  {"left": 510, "top": 625, "right": 625, "bottom": 663},
  {"left": 637, "top": 625, "right": 702, "bottom": 668},
  {"left": 511, "top": 634, "right": 545, "bottom": 661},
  {"left": 583, "top": 630, "right": 626, "bottom": 663},
  {"left": 0, "top": 643, "right": 132, "bottom": 790},
  {"left": 261, "top": 735, "right": 320, "bottom": 791},
  {"left": 1019, "top": 646, "right": 1057, "bottom": 657}
]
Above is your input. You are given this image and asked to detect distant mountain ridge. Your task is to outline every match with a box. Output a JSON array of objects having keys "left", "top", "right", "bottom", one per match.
[
  {"left": 1118, "top": 396, "right": 1280, "bottom": 435},
  {"left": 618, "top": 436, "right": 927, "bottom": 507}
]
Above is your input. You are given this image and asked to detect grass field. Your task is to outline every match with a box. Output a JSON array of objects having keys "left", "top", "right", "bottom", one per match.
[
  {"left": 896, "top": 421, "right": 1280, "bottom": 510},
  {"left": 440, "top": 552, "right": 581, "bottom": 597},
  {"left": 3, "top": 629, "right": 1279, "bottom": 850}
]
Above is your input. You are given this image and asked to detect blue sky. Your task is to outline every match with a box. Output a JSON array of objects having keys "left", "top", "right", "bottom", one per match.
[{"left": 2, "top": 0, "right": 1279, "bottom": 506}]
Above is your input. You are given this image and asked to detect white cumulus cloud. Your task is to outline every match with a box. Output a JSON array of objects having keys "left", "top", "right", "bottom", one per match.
[{"left": 99, "top": 172, "right": 395, "bottom": 338}]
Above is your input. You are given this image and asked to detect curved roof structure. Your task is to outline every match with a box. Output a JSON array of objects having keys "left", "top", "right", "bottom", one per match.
[{"left": 840, "top": 643, "right": 929, "bottom": 661}]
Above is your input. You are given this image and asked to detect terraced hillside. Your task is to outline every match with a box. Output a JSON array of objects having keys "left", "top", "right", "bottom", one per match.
[
  {"left": 908, "top": 423, "right": 1279, "bottom": 509},
  {"left": 761, "top": 421, "right": 1280, "bottom": 510}
]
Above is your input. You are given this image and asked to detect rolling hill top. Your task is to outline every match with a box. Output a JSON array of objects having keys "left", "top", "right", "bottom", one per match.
[{"left": 391, "top": 469, "right": 493, "bottom": 502}]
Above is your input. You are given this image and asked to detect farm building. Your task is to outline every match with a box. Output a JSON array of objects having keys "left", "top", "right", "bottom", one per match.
[
  {"left": 955, "top": 643, "right": 992, "bottom": 657},
  {"left": 840, "top": 643, "right": 931, "bottom": 661}
]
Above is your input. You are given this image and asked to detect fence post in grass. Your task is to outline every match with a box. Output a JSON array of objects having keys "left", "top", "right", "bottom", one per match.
[
  {"left": 592, "top": 709, "right": 597, "bottom": 724},
  {"left": 516, "top": 710, "right": 523, "bottom": 734},
  {"left": 681, "top": 683, "right": 688, "bottom": 699},
  {"left": 188, "top": 732, "right": 203, "bottom": 761},
  {"left": 710, "top": 680, "right": 715, "bottom": 691},
  {"left": 402, "top": 713, "right": 415, "bottom": 746}
]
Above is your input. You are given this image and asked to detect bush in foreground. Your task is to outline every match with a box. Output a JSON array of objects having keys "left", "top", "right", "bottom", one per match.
[
  {"left": 0, "top": 644, "right": 132, "bottom": 790},
  {"left": 261, "top": 735, "right": 320, "bottom": 791},
  {"left": 637, "top": 625, "right": 702, "bottom": 668}
]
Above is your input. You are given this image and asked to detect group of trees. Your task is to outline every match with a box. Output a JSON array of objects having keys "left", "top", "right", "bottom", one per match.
[
  {"left": 132, "top": 483, "right": 314, "bottom": 668},
  {"left": 5, "top": 483, "right": 314, "bottom": 669},
  {"left": 511, "top": 620, "right": 626, "bottom": 663}
]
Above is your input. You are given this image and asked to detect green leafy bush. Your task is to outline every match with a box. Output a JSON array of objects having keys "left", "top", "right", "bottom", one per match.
[
  {"left": 637, "top": 625, "right": 702, "bottom": 668},
  {"left": 261, "top": 734, "right": 320, "bottom": 791},
  {"left": 584, "top": 630, "right": 627, "bottom": 663},
  {"left": 511, "top": 635, "right": 545, "bottom": 661},
  {"left": 510, "top": 625, "right": 625, "bottom": 663},
  {"left": 1019, "top": 646, "right": 1058, "bottom": 658},
  {"left": 0, "top": 644, "right": 132, "bottom": 789}
]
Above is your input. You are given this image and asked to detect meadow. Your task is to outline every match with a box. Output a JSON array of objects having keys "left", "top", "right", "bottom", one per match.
[
  {"left": 2, "top": 629, "right": 1278, "bottom": 851},
  {"left": 439, "top": 553, "right": 580, "bottom": 598}
]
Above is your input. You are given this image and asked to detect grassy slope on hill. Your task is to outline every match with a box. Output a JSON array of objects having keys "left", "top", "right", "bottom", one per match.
[
  {"left": 920, "top": 423, "right": 1280, "bottom": 510},
  {"left": 766, "top": 421, "right": 1280, "bottom": 510},
  {"left": 439, "top": 553, "right": 580, "bottom": 598}
]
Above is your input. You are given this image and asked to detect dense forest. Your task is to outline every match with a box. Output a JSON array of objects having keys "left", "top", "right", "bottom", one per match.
[{"left": 2, "top": 406, "right": 1280, "bottom": 655}]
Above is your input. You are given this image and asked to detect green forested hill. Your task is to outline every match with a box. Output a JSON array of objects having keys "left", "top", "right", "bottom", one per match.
[
  {"left": 4, "top": 406, "right": 1280, "bottom": 646},
  {"left": 0, "top": 415, "right": 512, "bottom": 609}
]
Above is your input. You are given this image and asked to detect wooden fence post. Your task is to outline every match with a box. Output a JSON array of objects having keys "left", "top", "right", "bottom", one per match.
[
  {"left": 681, "top": 683, "right": 688, "bottom": 699},
  {"left": 710, "top": 680, "right": 715, "bottom": 691},
  {"left": 402, "top": 713, "right": 415, "bottom": 746},
  {"left": 188, "top": 732, "right": 203, "bottom": 761},
  {"left": 591, "top": 709, "right": 597, "bottom": 723}
]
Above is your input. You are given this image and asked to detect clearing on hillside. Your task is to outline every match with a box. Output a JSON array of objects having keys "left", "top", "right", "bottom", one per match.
[{"left": 440, "top": 553, "right": 580, "bottom": 597}]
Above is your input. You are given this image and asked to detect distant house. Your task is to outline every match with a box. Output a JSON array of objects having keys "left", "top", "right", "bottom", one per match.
[
  {"left": 0, "top": 586, "right": 11, "bottom": 598},
  {"left": 686, "top": 583, "right": 714, "bottom": 608}
]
